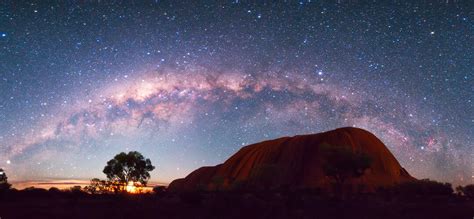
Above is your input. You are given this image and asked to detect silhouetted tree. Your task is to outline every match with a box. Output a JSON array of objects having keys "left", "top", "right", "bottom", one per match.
[
  {"left": 84, "top": 178, "right": 109, "bottom": 194},
  {"left": 456, "top": 184, "right": 474, "bottom": 199},
  {"left": 103, "top": 151, "right": 155, "bottom": 192},
  {"left": 320, "top": 144, "right": 372, "bottom": 195},
  {"left": 0, "top": 168, "right": 11, "bottom": 191},
  {"left": 321, "top": 144, "right": 372, "bottom": 184},
  {"left": 395, "top": 179, "right": 453, "bottom": 197}
]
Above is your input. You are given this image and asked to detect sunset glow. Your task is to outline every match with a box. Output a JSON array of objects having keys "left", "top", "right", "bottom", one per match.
[{"left": 126, "top": 182, "right": 139, "bottom": 194}]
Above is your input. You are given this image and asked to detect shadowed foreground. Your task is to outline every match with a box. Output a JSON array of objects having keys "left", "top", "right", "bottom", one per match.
[{"left": 0, "top": 189, "right": 473, "bottom": 219}]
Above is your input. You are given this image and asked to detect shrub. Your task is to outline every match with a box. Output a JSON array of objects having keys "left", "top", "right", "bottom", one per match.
[
  {"left": 84, "top": 178, "right": 110, "bottom": 194},
  {"left": 394, "top": 179, "right": 453, "bottom": 197},
  {"left": 456, "top": 184, "right": 474, "bottom": 198},
  {"left": 153, "top": 186, "right": 166, "bottom": 195},
  {"left": 48, "top": 187, "right": 61, "bottom": 193},
  {"left": 22, "top": 187, "right": 49, "bottom": 197}
]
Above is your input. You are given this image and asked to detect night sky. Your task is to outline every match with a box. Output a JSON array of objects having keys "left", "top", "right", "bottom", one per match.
[{"left": 0, "top": 1, "right": 472, "bottom": 186}]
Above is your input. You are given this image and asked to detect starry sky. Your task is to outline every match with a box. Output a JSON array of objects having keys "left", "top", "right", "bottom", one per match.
[{"left": 0, "top": 1, "right": 472, "bottom": 186}]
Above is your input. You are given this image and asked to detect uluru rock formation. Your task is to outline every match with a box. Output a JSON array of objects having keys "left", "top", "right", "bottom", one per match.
[{"left": 169, "top": 127, "right": 415, "bottom": 191}]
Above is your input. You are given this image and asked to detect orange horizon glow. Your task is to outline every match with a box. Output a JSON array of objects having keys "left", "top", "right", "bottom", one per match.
[
  {"left": 10, "top": 179, "right": 167, "bottom": 191},
  {"left": 125, "top": 181, "right": 141, "bottom": 194}
]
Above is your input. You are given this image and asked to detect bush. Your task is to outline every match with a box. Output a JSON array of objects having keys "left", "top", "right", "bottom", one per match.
[
  {"left": 22, "top": 187, "right": 49, "bottom": 197},
  {"left": 84, "top": 178, "right": 110, "bottom": 194},
  {"left": 68, "top": 186, "right": 87, "bottom": 198},
  {"left": 70, "top": 186, "right": 82, "bottom": 193},
  {"left": 456, "top": 184, "right": 474, "bottom": 198},
  {"left": 394, "top": 179, "right": 453, "bottom": 197},
  {"left": 48, "top": 187, "right": 61, "bottom": 193},
  {"left": 153, "top": 186, "right": 166, "bottom": 195}
]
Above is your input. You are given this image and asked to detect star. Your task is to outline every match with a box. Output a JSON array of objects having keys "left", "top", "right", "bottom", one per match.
[{"left": 0, "top": 1, "right": 470, "bottom": 187}]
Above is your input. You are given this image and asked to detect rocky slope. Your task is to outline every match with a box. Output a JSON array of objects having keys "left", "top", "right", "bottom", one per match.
[{"left": 169, "top": 127, "right": 415, "bottom": 191}]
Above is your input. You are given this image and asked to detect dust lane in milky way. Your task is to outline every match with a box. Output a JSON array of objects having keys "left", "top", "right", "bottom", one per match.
[{"left": 0, "top": 1, "right": 472, "bottom": 185}]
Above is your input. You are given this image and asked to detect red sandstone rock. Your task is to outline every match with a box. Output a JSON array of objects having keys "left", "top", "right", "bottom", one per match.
[{"left": 169, "top": 127, "right": 415, "bottom": 191}]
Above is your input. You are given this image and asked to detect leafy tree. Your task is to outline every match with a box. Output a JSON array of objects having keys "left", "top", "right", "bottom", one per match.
[
  {"left": 321, "top": 144, "right": 372, "bottom": 185},
  {"left": 103, "top": 151, "right": 155, "bottom": 192},
  {"left": 320, "top": 144, "right": 372, "bottom": 196},
  {"left": 0, "top": 168, "right": 11, "bottom": 191}
]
